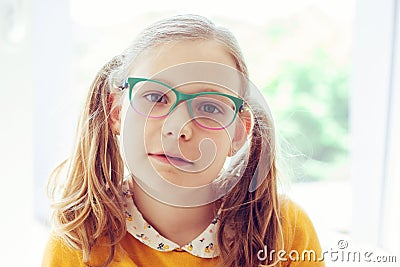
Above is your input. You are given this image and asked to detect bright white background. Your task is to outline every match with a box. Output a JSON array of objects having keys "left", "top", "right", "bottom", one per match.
[{"left": 0, "top": 0, "right": 399, "bottom": 266}]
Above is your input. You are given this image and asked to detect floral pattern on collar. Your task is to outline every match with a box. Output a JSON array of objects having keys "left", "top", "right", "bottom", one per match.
[{"left": 122, "top": 180, "right": 221, "bottom": 258}]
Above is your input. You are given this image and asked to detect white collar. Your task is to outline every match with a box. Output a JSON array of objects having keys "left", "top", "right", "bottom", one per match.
[{"left": 122, "top": 180, "right": 221, "bottom": 258}]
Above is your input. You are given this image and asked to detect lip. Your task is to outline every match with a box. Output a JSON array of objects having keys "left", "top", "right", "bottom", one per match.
[{"left": 148, "top": 152, "right": 194, "bottom": 167}]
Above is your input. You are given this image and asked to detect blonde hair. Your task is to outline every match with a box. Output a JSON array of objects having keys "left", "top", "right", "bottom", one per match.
[
  {"left": 48, "top": 55, "right": 126, "bottom": 266},
  {"left": 49, "top": 14, "right": 283, "bottom": 267}
]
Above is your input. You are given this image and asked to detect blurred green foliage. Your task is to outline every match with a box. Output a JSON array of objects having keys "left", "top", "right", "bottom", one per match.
[{"left": 263, "top": 48, "right": 349, "bottom": 182}]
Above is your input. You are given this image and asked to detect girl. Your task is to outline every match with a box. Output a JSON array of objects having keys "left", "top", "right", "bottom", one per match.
[{"left": 43, "top": 14, "right": 325, "bottom": 267}]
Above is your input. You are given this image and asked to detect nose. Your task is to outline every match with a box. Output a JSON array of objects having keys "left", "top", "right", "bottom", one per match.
[{"left": 161, "top": 102, "right": 193, "bottom": 141}]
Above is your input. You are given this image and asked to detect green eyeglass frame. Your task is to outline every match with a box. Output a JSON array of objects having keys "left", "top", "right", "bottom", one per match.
[{"left": 123, "top": 77, "right": 245, "bottom": 130}]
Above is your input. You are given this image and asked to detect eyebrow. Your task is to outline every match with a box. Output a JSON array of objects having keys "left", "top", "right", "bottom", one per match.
[
  {"left": 145, "top": 77, "right": 238, "bottom": 96},
  {"left": 196, "top": 87, "right": 223, "bottom": 93},
  {"left": 176, "top": 82, "right": 236, "bottom": 95}
]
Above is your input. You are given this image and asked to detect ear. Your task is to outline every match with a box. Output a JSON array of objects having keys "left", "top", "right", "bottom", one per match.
[
  {"left": 108, "top": 92, "right": 122, "bottom": 135},
  {"left": 228, "top": 108, "right": 252, "bottom": 157}
]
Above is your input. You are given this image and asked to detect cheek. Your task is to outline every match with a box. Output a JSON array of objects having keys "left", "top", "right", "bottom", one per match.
[
  {"left": 193, "top": 125, "right": 234, "bottom": 160},
  {"left": 144, "top": 120, "right": 179, "bottom": 160},
  {"left": 143, "top": 120, "right": 162, "bottom": 145},
  {"left": 204, "top": 132, "right": 231, "bottom": 179},
  {"left": 212, "top": 130, "right": 232, "bottom": 157}
]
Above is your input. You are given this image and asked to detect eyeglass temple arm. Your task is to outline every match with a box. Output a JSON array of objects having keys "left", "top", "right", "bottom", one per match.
[{"left": 118, "top": 80, "right": 129, "bottom": 91}]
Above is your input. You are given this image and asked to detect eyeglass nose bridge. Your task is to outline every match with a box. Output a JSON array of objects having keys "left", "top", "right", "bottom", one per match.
[{"left": 167, "top": 90, "right": 197, "bottom": 115}]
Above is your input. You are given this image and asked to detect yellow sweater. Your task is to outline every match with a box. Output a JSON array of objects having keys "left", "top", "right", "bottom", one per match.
[{"left": 42, "top": 199, "right": 325, "bottom": 266}]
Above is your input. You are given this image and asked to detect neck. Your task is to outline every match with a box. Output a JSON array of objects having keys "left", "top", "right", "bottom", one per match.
[{"left": 130, "top": 179, "right": 220, "bottom": 246}]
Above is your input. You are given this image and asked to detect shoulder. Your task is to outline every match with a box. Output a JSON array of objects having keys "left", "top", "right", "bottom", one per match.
[
  {"left": 279, "top": 196, "right": 316, "bottom": 235},
  {"left": 42, "top": 231, "right": 130, "bottom": 267},
  {"left": 278, "top": 196, "right": 325, "bottom": 266},
  {"left": 42, "top": 232, "right": 84, "bottom": 267}
]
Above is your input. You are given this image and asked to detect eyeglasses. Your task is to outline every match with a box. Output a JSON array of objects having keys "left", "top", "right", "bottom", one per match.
[{"left": 122, "top": 77, "right": 244, "bottom": 130}]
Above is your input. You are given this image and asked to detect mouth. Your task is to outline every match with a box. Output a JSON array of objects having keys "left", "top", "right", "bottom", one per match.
[{"left": 148, "top": 152, "right": 194, "bottom": 167}]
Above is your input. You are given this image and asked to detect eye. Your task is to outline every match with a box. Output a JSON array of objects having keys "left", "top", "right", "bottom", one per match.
[
  {"left": 199, "top": 103, "right": 223, "bottom": 114},
  {"left": 143, "top": 92, "right": 168, "bottom": 104}
]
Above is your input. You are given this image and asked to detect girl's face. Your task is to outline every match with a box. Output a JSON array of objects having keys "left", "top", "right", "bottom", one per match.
[{"left": 120, "top": 40, "right": 246, "bottom": 188}]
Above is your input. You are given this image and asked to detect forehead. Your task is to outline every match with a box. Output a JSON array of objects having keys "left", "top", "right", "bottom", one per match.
[{"left": 128, "top": 40, "right": 244, "bottom": 95}]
